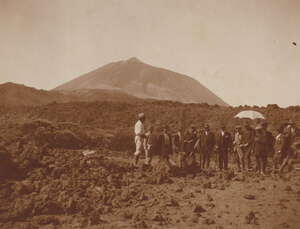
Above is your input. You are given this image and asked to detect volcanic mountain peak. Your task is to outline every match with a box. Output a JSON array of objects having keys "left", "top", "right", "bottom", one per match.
[
  {"left": 53, "top": 58, "right": 228, "bottom": 106},
  {"left": 126, "top": 57, "right": 142, "bottom": 63}
]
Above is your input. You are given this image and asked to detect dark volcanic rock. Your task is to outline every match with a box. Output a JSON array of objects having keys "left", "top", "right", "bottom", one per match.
[
  {"left": 244, "top": 194, "right": 256, "bottom": 200},
  {"left": 193, "top": 204, "right": 206, "bottom": 213}
]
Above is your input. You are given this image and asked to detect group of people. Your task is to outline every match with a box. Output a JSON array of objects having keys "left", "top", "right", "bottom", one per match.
[{"left": 133, "top": 113, "right": 299, "bottom": 175}]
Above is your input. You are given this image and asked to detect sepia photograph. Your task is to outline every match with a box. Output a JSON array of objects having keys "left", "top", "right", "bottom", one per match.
[{"left": 0, "top": 0, "right": 299, "bottom": 228}]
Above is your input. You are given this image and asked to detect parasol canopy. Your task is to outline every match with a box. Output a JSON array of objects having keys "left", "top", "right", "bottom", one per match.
[{"left": 234, "top": 110, "right": 265, "bottom": 120}]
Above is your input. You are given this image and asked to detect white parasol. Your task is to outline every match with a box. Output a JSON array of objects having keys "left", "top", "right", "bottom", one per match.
[{"left": 234, "top": 110, "right": 265, "bottom": 120}]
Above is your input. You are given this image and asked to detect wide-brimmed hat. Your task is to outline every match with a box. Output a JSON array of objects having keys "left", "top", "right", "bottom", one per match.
[
  {"left": 138, "top": 113, "right": 145, "bottom": 119},
  {"left": 255, "top": 125, "right": 263, "bottom": 130}
]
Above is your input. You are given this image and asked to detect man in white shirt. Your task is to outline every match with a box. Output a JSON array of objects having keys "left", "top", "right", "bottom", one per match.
[{"left": 134, "top": 113, "right": 146, "bottom": 166}]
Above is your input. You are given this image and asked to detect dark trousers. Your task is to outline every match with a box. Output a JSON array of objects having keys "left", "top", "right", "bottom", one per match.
[
  {"left": 199, "top": 152, "right": 204, "bottom": 168},
  {"left": 181, "top": 142, "right": 195, "bottom": 168},
  {"left": 255, "top": 152, "right": 267, "bottom": 173},
  {"left": 244, "top": 146, "right": 252, "bottom": 169},
  {"left": 235, "top": 147, "right": 245, "bottom": 171},
  {"left": 202, "top": 148, "right": 213, "bottom": 169},
  {"left": 218, "top": 149, "right": 229, "bottom": 170},
  {"left": 279, "top": 149, "right": 294, "bottom": 173}
]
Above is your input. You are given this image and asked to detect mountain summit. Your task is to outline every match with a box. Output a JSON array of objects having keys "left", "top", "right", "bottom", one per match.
[{"left": 54, "top": 57, "right": 228, "bottom": 106}]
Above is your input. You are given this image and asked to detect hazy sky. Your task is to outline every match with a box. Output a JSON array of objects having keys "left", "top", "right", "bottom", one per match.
[{"left": 0, "top": 0, "right": 299, "bottom": 107}]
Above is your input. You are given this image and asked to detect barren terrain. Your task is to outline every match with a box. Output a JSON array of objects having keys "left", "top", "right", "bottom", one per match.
[{"left": 0, "top": 101, "right": 299, "bottom": 229}]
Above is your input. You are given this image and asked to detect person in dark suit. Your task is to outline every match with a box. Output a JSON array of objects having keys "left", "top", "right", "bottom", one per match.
[
  {"left": 200, "top": 124, "right": 215, "bottom": 169},
  {"left": 215, "top": 125, "right": 232, "bottom": 170},
  {"left": 157, "top": 125, "right": 173, "bottom": 166},
  {"left": 262, "top": 122, "right": 275, "bottom": 157},
  {"left": 181, "top": 125, "right": 197, "bottom": 168},
  {"left": 145, "top": 126, "right": 157, "bottom": 166},
  {"left": 253, "top": 125, "right": 268, "bottom": 175},
  {"left": 194, "top": 127, "right": 204, "bottom": 168}
]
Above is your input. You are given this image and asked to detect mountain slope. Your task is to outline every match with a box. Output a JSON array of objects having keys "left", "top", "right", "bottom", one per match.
[
  {"left": 0, "top": 83, "right": 141, "bottom": 106},
  {"left": 0, "top": 82, "right": 66, "bottom": 106},
  {"left": 53, "top": 57, "right": 228, "bottom": 106}
]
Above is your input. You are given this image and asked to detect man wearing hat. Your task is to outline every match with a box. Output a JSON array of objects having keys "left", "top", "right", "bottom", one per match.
[
  {"left": 283, "top": 120, "right": 297, "bottom": 141},
  {"left": 144, "top": 126, "right": 156, "bottom": 166},
  {"left": 133, "top": 113, "right": 147, "bottom": 166},
  {"left": 199, "top": 124, "right": 215, "bottom": 169},
  {"left": 182, "top": 125, "right": 198, "bottom": 168},
  {"left": 253, "top": 125, "right": 268, "bottom": 175},
  {"left": 273, "top": 125, "right": 287, "bottom": 171},
  {"left": 233, "top": 125, "right": 245, "bottom": 172},
  {"left": 261, "top": 122, "right": 275, "bottom": 158},
  {"left": 157, "top": 125, "right": 173, "bottom": 167},
  {"left": 215, "top": 125, "right": 232, "bottom": 170},
  {"left": 280, "top": 120, "right": 298, "bottom": 173},
  {"left": 243, "top": 123, "right": 255, "bottom": 171},
  {"left": 172, "top": 127, "right": 183, "bottom": 166}
]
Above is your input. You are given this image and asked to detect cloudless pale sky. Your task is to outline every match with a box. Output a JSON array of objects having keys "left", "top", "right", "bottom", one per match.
[{"left": 0, "top": 0, "right": 299, "bottom": 107}]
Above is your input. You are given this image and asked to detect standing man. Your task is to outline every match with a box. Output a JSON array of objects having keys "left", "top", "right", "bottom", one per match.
[
  {"left": 133, "top": 113, "right": 146, "bottom": 166},
  {"left": 200, "top": 124, "right": 215, "bottom": 169},
  {"left": 233, "top": 126, "right": 245, "bottom": 172},
  {"left": 215, "top": 125, "right": 232, "bottom": 170},
  {"left": 172, "top": 127, "right": 183, "bottom": 166},
  {"left": 145, "top": 126, "right": 156, "bottom": 166},
  {"left": 279, "top": 120, "right": 297, "bottom": 173},
  {"left": 194, "top": 127, "right": 204, "bottom": 168},
  {"left": 157, "top": 125, "right": 173, "bottom": 167},
  {"left": 262, "top": 122, "right": 275, "bottom": 163},
  {"left": 181, "top": 125, "right": 197, "bottom": 168},
  {"left": 243, "top": 123, "right": 255, "bottom": 171},
  {"left": 253, "top": 125, "right": 268, "bottom": 175},
  {"left": 273, "top": 125, "right": 286, "bottom": 172}
]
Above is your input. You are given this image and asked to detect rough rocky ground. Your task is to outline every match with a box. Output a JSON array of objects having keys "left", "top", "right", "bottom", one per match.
[
  {"left": 0, "top": 106, "right": 299, "bottom": 229},
  {"left": 1, "top": 143, "right": 299, "bottom": 229}
]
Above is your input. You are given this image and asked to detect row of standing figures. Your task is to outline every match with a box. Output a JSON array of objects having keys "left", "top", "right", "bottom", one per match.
[{"left": 133, "top": 113, "right": 299, "bottom": 175}]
